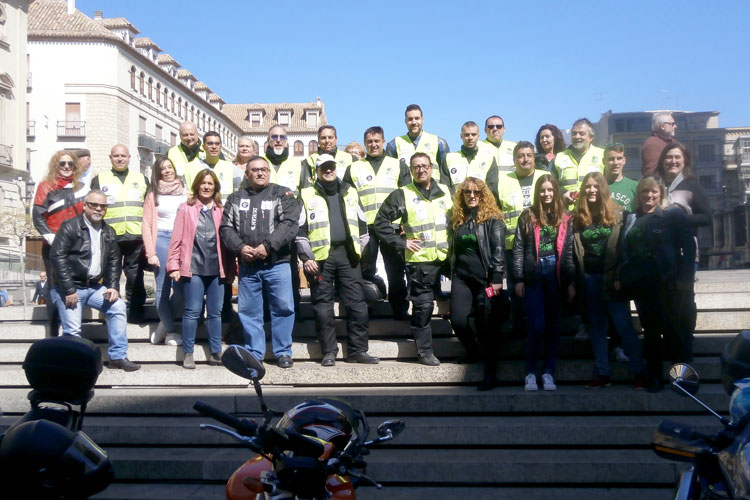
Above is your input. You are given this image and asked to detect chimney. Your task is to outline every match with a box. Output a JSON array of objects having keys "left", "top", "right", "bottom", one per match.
[
  {"left": 94, "top": 10, "right": 103, "bottom": 20},
  {"left": 67, "top": 0, "right": 75, "bottom": 15},
  {"left": 316, "top": 96, "right": 321, "bottom": 108}
]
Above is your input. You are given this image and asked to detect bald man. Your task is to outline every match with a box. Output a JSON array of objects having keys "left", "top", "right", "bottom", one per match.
[
  {"left": 91, "top": 145, "right": 150, "bottom": 323},
  {"left": 168, "top": 121, "right": 206, "bottom": 178}
]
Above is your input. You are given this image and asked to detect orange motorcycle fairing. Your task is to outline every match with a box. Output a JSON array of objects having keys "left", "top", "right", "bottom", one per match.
[
  {"left": 327, "top": 473, "right": 356, "bottom": 499},
  {"left": 226, "top": 454, "right": 272, "bottom": 500}
]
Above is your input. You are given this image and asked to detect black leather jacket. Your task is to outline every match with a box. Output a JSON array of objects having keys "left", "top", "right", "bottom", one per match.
[
  {"left": 50, "top": 214, "right": 121, "bottom": 296},
  {"left": 449, "top": 216, "right": 506, "bottom": 283}
]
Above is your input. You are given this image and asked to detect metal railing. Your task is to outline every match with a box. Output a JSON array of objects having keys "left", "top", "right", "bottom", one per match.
[
  {"left": 137, "top": 132, "right": 156, "bottom": 151},
  {"left": 26, "top": 121, "right": 35, "bottom": 137},
  {"left": 27, "top": 72, "right": 31, "bottom": 90},
  {"left": 155, "top": 140, "right": 171, "bottom": 154},
  {"left": 57, "top": 121, "right": 86, "bottom": 138}
]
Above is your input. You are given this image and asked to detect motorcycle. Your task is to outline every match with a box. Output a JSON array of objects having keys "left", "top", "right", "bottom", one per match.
[
  {"left": 652, "top": 362, "right": 750, "bottom": 499},
  {"left": 0, "top": 336, "right": 113, "bottom": 499},
  {"left": 194, "top": 344, "right": 405, "bottom": 499}
]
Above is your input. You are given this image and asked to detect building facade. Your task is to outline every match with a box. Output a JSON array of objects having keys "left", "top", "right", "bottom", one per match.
[
  {"left": 595, "top": 110, "right": 750, "bottom": 267},
  {"left": 223, "top": 98, "right": 327, "bottom": 158},
  {"left": 27, "top": 0, "right": 242, "bottom": 185}
]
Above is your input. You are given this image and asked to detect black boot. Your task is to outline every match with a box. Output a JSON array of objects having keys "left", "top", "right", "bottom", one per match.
[{"left": 478, "top": 360, "right": 499, "bottom": 391}]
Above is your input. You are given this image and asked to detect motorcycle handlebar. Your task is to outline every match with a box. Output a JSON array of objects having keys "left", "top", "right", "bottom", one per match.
[{"left": 193, "top": 401, "right": 257, "bottom": 437}]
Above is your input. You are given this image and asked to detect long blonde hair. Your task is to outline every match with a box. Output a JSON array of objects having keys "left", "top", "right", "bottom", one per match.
[
  {"left": 634, "top": 175, "right": 668, "bottom": 213},
  {"left": 451, "top": 177, "right": 502, "bottom": 229},
  {"left": 45, "top": 150, "right": 83, "bottom": 189},
  {"left": 573, "top": 172, "right": 617, "bottom": 229}
]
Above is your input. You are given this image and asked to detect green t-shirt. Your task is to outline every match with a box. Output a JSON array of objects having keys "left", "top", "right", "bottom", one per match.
[{"left": 609, "top": 176, "right": 638, "bottom": 211}]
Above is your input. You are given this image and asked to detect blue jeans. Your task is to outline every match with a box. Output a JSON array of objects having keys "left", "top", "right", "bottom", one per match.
[
  {"left": 50, "top": 284, "right": 128, "bottom": 360},
  {"left": 524, "top": 255, "right": 561, "bottom": 375},
  {"left": 155, "top": 230, "right": 183, "bottom": 333},
  {"left": 238, "top": 262, "right": 294, "bottom": 360},
  {"left": 182, "top": 275, "right": 223, "bottom": 354},
  {"left": 583, "top": 273, "right": 644, "bottom": 377}
]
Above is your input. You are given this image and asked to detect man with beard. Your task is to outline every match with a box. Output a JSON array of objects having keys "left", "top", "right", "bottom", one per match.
[
  {"left": 386, "top": 104, "right": 450, "bottom": 179},
  {"left": 553, "top": 118, "right": 604, "bottom": 205}
]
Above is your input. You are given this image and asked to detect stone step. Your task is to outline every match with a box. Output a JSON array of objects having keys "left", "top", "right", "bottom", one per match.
[
  {"left": 0, "top": 333, "right": 736, "bottom": 363},
  {"left": 99, "top": 447, "right": 681, "bottom": 484},
  {"left": 91, "top": 484, "right": 674, "bottom": 500},
  {"left": 0, "top": 385, "right": 730, "bottom": 415},
  {"left": 0, "top": 356, "right": 727, "bottom": 388},
  {"left": 0, "top": 414, "right": 721, "bottom": 447}
]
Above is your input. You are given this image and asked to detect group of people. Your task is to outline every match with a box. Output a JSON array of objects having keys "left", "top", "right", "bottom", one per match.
[{"left": 31, "top": 105, "right": 709, "bottom": 394}]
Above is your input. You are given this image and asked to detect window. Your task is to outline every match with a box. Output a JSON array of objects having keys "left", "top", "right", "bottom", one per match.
[
  {"left": 698, "top": 144, "right": 715, "bottom": 162},
  {"left": 170, "top": 132, "right": 177, "bottom": 146},
  {"left": 170, "top": 93, "right": 175, "bottom": 113},
  {"left": 278, "top": 111, "right": 291, "bottom": 126},
  {"left": 163, "top": 87, "right": 168, "bottom": 108},
  {"left": 59, "top": 103, "right": 84, "bottom": 137},
  {"left": 139, "top": 72, "right": 144, "bottom": 95},
  {"left": 293, "top": 140, "right": 304, "bottom": 156},
  {"left": 147, "top": 77, "right": 153, "bottom": 100},
  {"left": 155, "top": 124, "right": 162, "bottom": 142},
  {"left": 202, "top": 114, "right": 206, "bottom": 132},
  {"left": 741, "top": 138, "right": 750, "bottom": 163},
  {"left": 184, "top": 102, "right": 188, "bottom": 120},
  {"left": 178, "top": 98, "right": 182, "bottom": 118},
  {"left": 625, "top": 146, "right": 640, "bottom": 161},
  {"left": 130, "top": 66, "right": 136, "bottom": 90},
  {"left": 156, "top": 83, "right": 161, "bottom": 105},
  {"left": 306, "top": 111, "right": 318, "bottom": 128},
  {"left": 250, "top": 112, "right": 261, "bottom": 128},
  {"left": 253, "top": 140, "right": 259, "bottom": 154},
  {"left": 139, "top": 116, "right": 146, "bottom": 132},
  {"left": 309, "top": 140, "right": 318, "bottom": 153},
  {"left": 190, "top": 105, "right": 194, "bottom": 123}
]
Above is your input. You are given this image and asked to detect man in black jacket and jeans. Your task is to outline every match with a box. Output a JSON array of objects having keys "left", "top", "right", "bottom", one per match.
[
  {"left": 49, "top": 190, "right": 140, "bottom": 371},
  {"left": 220, "top": 156, "right": 300, "bottom": 368}
]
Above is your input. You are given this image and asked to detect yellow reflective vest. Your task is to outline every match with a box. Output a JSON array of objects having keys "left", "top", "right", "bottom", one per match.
[
  {"left": 167, "top": 143, "right": 205, "bottom": 179},
  {"left": 554, "top": 146, "right": 605, "bottom": 195},
  {"left": 306, "top": 150, "right": 353, "bottom": 182},
  {"left": 479, "top": 139, "right": 517, "bottom": 173},
  {"left": 300, "top": 185, "right": 362, "bottom": 261},
  {"left": 401, "top": 183, "right": 452, "bottom": 263},
  {"left": 349, "top": 156, "right": 402, "bottom": 225},
  {"left": 444, "top": 148, "right": 496, "bottom": 187},
  {"left": 395, "top": 131, "right": 441, "bottom": 181},
  {"left": 98, "top": 170, "right": 148, "bottom": 237},
  {"left": 266, "top": 156, "right": 304, "bottom": 196},
  {"left": 184, "top": 159, "right": 235, "bottom": 203},
  {"left": 496, "top": 169, "right": 547, "bottom": 249}
]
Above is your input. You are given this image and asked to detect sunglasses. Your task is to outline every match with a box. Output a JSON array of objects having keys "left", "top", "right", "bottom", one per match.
[
  {"left": 271, "top": 134, "right": 287, "bottom": 141},
  {"left": 463, "top": 190, "right": 481, "bottom": 196},
  {"left": 58, "top": 161, "right": 75, "bottom": 168},
  {"left": 85, "top": 202, "right": 107, "bottom": 210},
  {"left": 486, "top": 124, "right": 504, "bottom": 130}
]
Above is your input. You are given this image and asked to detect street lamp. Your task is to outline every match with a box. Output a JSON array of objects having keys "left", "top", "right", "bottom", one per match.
[{"left": 25, "top": 177, "right": 35, "bottom": 207}]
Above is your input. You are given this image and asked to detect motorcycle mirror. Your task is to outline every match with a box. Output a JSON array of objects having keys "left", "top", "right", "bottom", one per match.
[
  {"left": 376, "top": 420, "right": 405, "bottom": 438},
  {"left": 669, "top": 363, "right": 700, "bottom": 396},
  {"left": 222, "top": 345, "right": 266, "bottom": 381}
]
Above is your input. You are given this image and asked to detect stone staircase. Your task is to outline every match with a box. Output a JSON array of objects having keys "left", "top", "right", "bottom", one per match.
[{"left": 0, "top": 270, "right": 747, "bottom": 499}]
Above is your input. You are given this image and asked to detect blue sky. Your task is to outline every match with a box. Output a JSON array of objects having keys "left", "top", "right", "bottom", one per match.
[{"left": 77, "top": 0, "right": 749, "bottom": 149}]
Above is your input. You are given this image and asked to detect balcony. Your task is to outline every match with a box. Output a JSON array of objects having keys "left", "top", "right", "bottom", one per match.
[
  {"left": 155, "top": 140, "right": 171, "bottom": 154},
  {"left": 137, "top": 132, "right": 156, "bottom": 151},
  {"left": 26, "top": 121, "right": 35, "bottom": 138},
  {"left": 26, "top": 72, "right": 31, "bottom": 90},
  {"left": 56, "top": 121, "right": 86, "bottom": 138}
]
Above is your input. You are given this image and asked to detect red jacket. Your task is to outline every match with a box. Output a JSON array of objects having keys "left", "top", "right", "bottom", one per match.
[
  {"left": 32, "top": 180, "right": 87, "bottom": 242},
  {"left": 166, "top": 201, "right": 234, "bottom": 279}
]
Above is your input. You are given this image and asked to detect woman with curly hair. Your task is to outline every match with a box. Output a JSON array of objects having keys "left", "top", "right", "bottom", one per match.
[
  {"left": 449, "top": 177, "right": 507, "bottom": 390},
  {"left": 571, "top": 172, "right": 645, "bottom": 389},
  {"left": 513, "top": 174, "right": 575, "bottom": 391},
  {"left": 534, "top": 124, "right": 566, "bottom": 172},
  {"left": 32, "top": 150, "right": 88, "bottom": 336}
]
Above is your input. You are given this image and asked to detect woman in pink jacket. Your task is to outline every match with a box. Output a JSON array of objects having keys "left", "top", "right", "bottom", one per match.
[
  {"left": 142, "top": 156, "right": 186, "bottom": 346},
  {"left": 167, "top": 168, "right": 233, "bottom": 369}
]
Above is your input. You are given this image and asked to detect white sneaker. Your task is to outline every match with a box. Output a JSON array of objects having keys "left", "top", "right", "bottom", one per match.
[
  {"left": 150, "top": 322, "right": 166, "bottom": 345},
  {"left": 165, "top": 333, "right": 183, "bottom": 346},
  {"left": 524, "top": 374, "right": 538, "bottom": 391},
  {"left": 614, "top": 347, "right": 630, "bottom": 363},
  {"left": 542, "top": 373, "right": 557, "bottom": 391}
]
